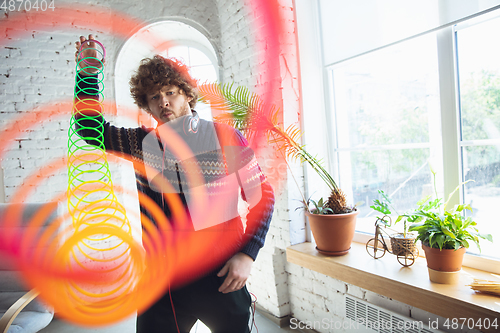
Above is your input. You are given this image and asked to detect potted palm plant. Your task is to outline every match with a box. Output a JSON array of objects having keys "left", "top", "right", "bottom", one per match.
[
  {"left": 407, "top": 169, "right": 493, "bottom": 283},
  {"left": 198, "top": 83, "right": 357, "bottom": 255}
]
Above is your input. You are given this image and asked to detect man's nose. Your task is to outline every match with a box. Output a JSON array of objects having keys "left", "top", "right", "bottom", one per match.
[{"left": 160, "top": 94, "right": 169, "bottom": 106}]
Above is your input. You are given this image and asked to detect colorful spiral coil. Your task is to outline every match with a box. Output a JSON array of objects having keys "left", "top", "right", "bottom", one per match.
[{"left": 62, "top": 39, "right": 148, "bottom": 323}]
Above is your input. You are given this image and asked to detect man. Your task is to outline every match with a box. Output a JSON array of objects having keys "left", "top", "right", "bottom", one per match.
[{"left": 74, "top": 35, "right": 274, "bottom": 333}]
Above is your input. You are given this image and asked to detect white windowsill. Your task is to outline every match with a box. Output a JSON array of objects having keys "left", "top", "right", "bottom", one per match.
[
  {"left": 352, "top": 231, "right": 500, "bottom": 274},
  {"left": 286, "top": 241, "right": 500, "bottom": 333}
]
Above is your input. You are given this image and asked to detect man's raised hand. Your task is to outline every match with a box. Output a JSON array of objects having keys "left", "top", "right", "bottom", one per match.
[{"left": 74, "top": 34, "right": 104, "bottom": 75}]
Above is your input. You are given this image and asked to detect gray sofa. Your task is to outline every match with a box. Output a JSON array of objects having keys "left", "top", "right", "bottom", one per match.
[{"left": 0, "top": 203, "right": 58, "bottom": 333}]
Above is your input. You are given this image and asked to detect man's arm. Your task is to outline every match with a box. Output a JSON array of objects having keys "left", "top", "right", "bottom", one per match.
[
  {"left": 216, "top": 125, "right": 275, "bottom": 293},
  {"left": 73, "top": 35, "right": 141, "bottom": 160}
]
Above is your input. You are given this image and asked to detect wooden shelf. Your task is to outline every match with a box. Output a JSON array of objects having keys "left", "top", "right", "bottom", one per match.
[{"left": 286, "top": 242, "right": 500, "bottom": 333}]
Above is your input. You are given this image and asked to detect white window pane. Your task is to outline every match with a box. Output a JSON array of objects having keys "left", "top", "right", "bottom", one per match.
[
  {"left": 195, "top": 101, "right": 214, "bottom": 121},
  {"left": 167, "top": 46, "right": 190, "bottom": 65},
  {"left": 458, "top": 18, "right": 500, "bottom": 141},
  {"left": 345, "top": 149, "right": 432, "bottom": 234},
  {"left": 462, "top": 146, "right": 500, "bottom": 257},
  {"left": 457, "top": 16, "right": 500, "bottom": 259},
  {"left": 190, "top": 65, "right": 218, "bottom": 84},
  {"left": 189, "top": 47, "right": 212, "bottom": 66},
  {"left": 332, "top": 34, "right": 439, "bottom": 149},
  {"left": 330, "top": 33, "right": 441, "bottom": 234}
]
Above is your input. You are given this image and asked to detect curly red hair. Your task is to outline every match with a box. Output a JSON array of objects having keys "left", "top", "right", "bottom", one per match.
[{"left": 129, "top": 55, "right": 198, "bottom": 110}]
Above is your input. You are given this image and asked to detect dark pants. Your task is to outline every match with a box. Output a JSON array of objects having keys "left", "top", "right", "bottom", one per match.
[{"left": 136, "top": 272, "right": 251, "bottom": 333}]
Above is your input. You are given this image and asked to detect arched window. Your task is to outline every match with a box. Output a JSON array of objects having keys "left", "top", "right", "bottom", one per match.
[
  {"left": 161, "top": 44, "right": 218, "bottom": 121},
  {"left": 163, "top": 45, "right": 218, "bottom": 83},
  {"left": 115, "top": 20, "right": 219, "bottom": 126},
  {"left": 113, "top": 21, "right": 220, "bottom": 245}
]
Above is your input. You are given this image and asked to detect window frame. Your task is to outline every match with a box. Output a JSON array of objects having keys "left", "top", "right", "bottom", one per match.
[
  {"left": 316, "top": 10, "right": 500, "bottom": 274},
  {"left": 162, "top": 39, "right": 220, "bottom": 81}
]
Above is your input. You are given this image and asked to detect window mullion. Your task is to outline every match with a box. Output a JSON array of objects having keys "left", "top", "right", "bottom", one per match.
[{"left": 436, "top": 27, "right": 461, "bottom": 206}]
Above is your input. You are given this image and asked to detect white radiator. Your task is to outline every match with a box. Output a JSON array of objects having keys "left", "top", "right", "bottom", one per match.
[{"left": 345, "top": 296, "right": 446, "bottom": 333}]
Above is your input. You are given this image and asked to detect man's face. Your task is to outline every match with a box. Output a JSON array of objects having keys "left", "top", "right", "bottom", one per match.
[{"left": 146, "top": 85, "right": 193, "bottom": 124}]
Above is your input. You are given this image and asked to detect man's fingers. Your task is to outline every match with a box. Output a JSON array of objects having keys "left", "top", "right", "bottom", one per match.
[
  {"left": 74, "top": 34, "right": 102, "bottom": 72},
  {"left": 77, "top": 34, "right": 97, "bottom": 51},
  {"left": 88, "top": 34, "right": 95, "bottom": 48},
  {"left": 217, "top": 263, "right": 229, "bottom": 277},
  {"left": 219, "top": 276, "right": 246, "bottom": 293},
  {"left": 220, "top": 282, "right": 236, "bottom": 293},
  {"left": 218, "top": 276, "right": 231, "bottom": 293}
]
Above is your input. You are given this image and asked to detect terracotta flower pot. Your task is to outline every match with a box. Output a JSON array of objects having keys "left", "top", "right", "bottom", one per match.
[
  {"left": 422, "top": 244, "right": 466, "bottom": 284},
  {"left": 305, "top": 210, "right": 358, "bottom": 256},
  {"left": 422, "top": 244, "right": 466, "bottom": 272}
]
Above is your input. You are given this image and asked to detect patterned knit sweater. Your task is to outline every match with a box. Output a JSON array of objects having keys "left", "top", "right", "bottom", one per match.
[{"left": 74, "top": 74, "right": 275, "bottom": 262}]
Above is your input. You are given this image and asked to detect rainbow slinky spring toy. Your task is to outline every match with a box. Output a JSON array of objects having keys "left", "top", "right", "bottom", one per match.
[
  {"left": 48, "top": 39, "right": 170, "bottom": 324},
  {"left": 2, "top": 38, "right": 181, "bottom": 326}
]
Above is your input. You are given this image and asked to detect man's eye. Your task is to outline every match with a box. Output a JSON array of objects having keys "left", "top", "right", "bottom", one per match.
[
  {"left": 166, "top": 92, "right": 174, "bottom": 95},
  {"left": 151, "top": 96, "right": 158, "bottom": 100}
]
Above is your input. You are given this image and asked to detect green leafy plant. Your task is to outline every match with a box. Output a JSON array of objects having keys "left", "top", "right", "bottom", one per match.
[
  {"left": 307, "top": 197, "right": 333, "bottom": 215},
  {"left": 408, "top": 170, "right": 493, "bottom": 250},
  {"left": 198, "top": 83, "right": 356, "bottom": 214},
  {"left": 370, "top": 190, "right": 392, "bottom": 216},
  {"left": 370, "top": 189, "right": 412, "bottom": 236},
  {"left": 370, "top": 190, "right": 392, "bottom": 228}
]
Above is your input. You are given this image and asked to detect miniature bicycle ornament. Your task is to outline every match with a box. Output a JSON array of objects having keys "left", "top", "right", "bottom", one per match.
[{"left": 365, "top": 215, "right": 419, "bottom": 267}]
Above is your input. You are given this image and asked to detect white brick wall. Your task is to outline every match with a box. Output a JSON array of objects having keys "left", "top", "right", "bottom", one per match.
[
  {"left": 217, "top": 0, "right": 257, "bottom": 87},
  {"left": 0, "top": 0, "right": 221, "bottom": 204},
  {"left": 0, "top": 28, "right": 75, "bottom": 202},
  {"left": 216, "top": 0, "right": 301, "bottom": 319}
]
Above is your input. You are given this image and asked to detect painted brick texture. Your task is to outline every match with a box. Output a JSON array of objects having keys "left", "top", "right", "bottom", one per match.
[
  {"left": 215, "top": 0, "right": 303, "bottom": 319},
  {"left": 0, "top": 0, "right": 299, "bottom": 323},
  {"left": 0, "top": 0, "right": 220, "bottom": 203}
]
